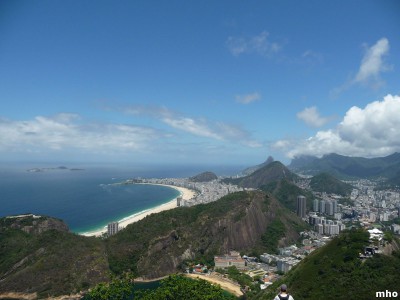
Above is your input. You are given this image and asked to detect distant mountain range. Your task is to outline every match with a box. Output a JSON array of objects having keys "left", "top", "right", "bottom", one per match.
[
  {"left": 289, "top": 152, "right": 400, "bottom": 183},
  {"left": 189, "top": 171, "right": 218, "bottom": 182}
]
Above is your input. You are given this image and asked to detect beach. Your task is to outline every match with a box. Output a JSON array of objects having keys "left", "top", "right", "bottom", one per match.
[{"left": 81, "top": 184, "right": 196, "bottom": 237}]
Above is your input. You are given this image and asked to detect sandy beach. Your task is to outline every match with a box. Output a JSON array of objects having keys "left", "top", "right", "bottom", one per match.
[
  {"left": 185, "top": 274, "right": 243, "bottom": 297},
  {"left": 81, "top": 184, "right": 196, "bottom": 237}
]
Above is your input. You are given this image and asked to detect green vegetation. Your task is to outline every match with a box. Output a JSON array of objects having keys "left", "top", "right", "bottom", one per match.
[
  {"left": 137, "top": 275, "right": 235, "bottom": 300},
  {"left": 260, "top": 219, "right": 286, "bottom": 254},
  {"left": 0, "top": 217, "right": 109, "bottom": 298},
  {"left": 261, "top": 179, "right": 314, "bottom": 211},
  {"left": 223, "top": 161, "right": 298, "bottom": 189},
  {"left": 83, "top": 274, "right": 133, "bottom": 300},
  {"left": 253, "top": 229, "right": 400, "bottom": 300},
  {"left": 309, "top": 173, "right": 353, "bottom": 196}
]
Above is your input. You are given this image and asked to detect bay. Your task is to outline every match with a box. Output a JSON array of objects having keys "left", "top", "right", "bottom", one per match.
[{"left": 0, "top": 167, "right": 180, "bottom": 233}]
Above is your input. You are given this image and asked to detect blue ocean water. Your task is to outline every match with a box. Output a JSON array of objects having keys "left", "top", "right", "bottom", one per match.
[{"left": 0, "top": 167, "right": 180, "bottom": 233}]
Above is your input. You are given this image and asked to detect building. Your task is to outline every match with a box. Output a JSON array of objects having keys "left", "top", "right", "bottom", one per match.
[
  {"left": 319, "top": 200, "right": 326, "bottom": 214},
  {"left": 325, "top": 201, "right": 334, "bottom": 216},
  {"left": 214, "top": 251, "right": 246, "bottom": 269},
  {"left": 176, "top": 196, "right": 183, "bottom": 207},
  {"left": 107, "top": 222, "right": 119, "bottom": 236},
  {"left": 313, "top": 199, "right": 319, "bottom": 212},
  {"left": 296, "top": 195, "right": 307, "bottom": 218}
]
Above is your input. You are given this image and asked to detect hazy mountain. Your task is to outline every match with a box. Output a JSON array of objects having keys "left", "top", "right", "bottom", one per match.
[
  {"left": 242, "top": 156, "right": 275, "bottom": 176},
  {"left": 289, "top": 152, "right": 400, "bottom": 180},
  {"left": 310, "top": 173, "right": 353, "bottom": 196},
  {"left": 189, "top": 171, "right": 218, "bottom": 182},
  {"left": 224, "top": 161, "right": 298, "bottom": 189}
]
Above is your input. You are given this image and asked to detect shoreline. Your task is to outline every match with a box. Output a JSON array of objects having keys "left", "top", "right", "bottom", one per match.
[{"left": 80, "top": 183, "right": 196, "bottom": 237}]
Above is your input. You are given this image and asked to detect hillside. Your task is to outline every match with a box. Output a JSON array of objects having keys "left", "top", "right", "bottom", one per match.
[
  {"left": 242, "top": 156, "right": 275, "bottom": 176},
  {"left": 0, "top": 215, "right": 109, "bottom": 298},
  {"left": 189, "top": 171, "right": 218, "bottom": 182},
  {"left": 260, "top": 179, "right": 314, "bottom": 212},
  {"left": 255, "top": 229, "right": 400, "bottom": 300},
  {"left": 289, "top": 152, "right": 400, "bottom": 180},
  {"left": 106, "top": 190, "right": 307, "bottom": 279},
  {"left": 309, "top": 173, "right": 353, "bottom": 196},
  {"left": 224, "top": 161, "right": 298, "bottom": 189}
]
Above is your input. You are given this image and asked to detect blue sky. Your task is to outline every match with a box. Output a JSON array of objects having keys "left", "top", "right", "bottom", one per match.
[{"left": 1, "top": 0, "right": 399, "bottom": 166}]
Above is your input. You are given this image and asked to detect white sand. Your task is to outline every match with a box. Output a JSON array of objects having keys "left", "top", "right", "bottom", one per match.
[{"left": 81, "top": 184, "right": 196, "bottom": 237}]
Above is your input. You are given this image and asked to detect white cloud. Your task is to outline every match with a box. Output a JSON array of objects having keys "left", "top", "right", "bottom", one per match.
[
  {"left": 226, "top": 31, "right": 281, "bottom": 57},
  {"left": 355, "top": 38, "right": 390, "bottom": 85},
  {"left": 0, "top": 114, "right": 162, "bottom": 155},
  {"left": 235, "top": 92, "right": 261, "bottom": 104},
  {"left": 297, "top": 106, "right": 331, "bottom": 127},
  {"left": 274, "top": 94, "right": 400, "bottom": 158},
  {"left": 332, "top": 38, "right": 391, "bottom": 95},
  {"left": 123, "top": 105, "right": 262, "bottom": 148}
]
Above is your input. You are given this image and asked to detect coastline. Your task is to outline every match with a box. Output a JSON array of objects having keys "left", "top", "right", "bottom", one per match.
[{"left": 80, "top": 183, "right": 196, "bottom": 237}]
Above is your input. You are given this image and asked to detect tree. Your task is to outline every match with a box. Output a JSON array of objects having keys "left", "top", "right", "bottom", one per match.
[
  {"left": 84, "top": 274, "right": 133, "bottom": 300},
  {"left": 138, "top": 274, "right": 235, "bottom": 300}
]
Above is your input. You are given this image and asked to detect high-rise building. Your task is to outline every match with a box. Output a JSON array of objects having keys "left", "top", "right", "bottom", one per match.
[
  {"left": 313, "top": 199, "right": 319, "bottom": 212},
  {"left": 108, "top": 222, "right": 119, "bottom": 236},
  {"left": 296, "top": 195, "right": 307, "bottom": 218},
  {"left": 332, "top": 200, "right": 338, "bottom": 213},
  {"left": 326, "top": 201, "right": 334, "bottom": 216},
  {"left": 319, "top": 200, "right": 326, "bottom": 214}
]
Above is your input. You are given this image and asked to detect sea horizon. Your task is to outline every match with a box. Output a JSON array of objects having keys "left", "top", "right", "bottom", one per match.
[{"left": 0, "top": 164, "right": 244, "bottom": 233}]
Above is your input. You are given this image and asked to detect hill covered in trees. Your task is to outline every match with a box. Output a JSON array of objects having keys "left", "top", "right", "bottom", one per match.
[
  {"left": 309, "top": 173, "right": 353, "bottom": 196},
  {"left": 253, "top": 229, "right": 400, "bottom": 300},
  {"left": 224, "top": 161, "right": 298, "bottom": 189}
]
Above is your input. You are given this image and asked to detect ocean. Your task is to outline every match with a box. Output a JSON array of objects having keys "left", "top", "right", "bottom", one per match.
[
  {"left": 0, "top": 164, "right": 245, "bottom": 233},
  {"left": 0, "top": 167, "right": 182, "bottom": 233}
]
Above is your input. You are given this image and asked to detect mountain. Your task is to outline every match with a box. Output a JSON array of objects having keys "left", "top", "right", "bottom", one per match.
[
  {"left": 106, "top": 190, "right": 308, "bottom": 279},
  {"left": 242, "top": 156, "right": 275, "bottom": 176},
  {"left": 224, "top": 161, "right": 299, "bottom": 189},
  {"left": 309, "top": 173, "right": 353, "bottom": 196},
  {"left": 255, "top": 229, "right": 400, "bottom": 300},
  {"left": 0, "top": 215, "right": 109, "bottom": 299},
  {"left": 189, "top": 171, "right": 218, "bottom": 182},
  {"left": 289, "top": 152, "right": 400, "bottom": 180}
]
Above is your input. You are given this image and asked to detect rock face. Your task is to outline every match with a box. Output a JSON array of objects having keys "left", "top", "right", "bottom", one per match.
[{"left": 107, "top": 190, "right": 305, "bottom": 279}]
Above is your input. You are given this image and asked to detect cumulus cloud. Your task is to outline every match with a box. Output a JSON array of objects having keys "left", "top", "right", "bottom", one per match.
[
  {"left": 274, "top": 94, "right": 400, "bottom": 158},
  {"left": 297, "top": 106, "right": 332, "bottom": 127},
  {"left": 226, "top": 31, "right": 281, "bottom": 57},
  {"left": 0, "top": 114, "right": 162, "bottom": 154},
  {"left": 235, "top": 92, "right": 261, "bottom": 104}
]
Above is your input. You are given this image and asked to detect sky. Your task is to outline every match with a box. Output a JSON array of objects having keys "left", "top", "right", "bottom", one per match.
[{"left": 1, "top": 0, "right": 399, "bottom": 167}]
